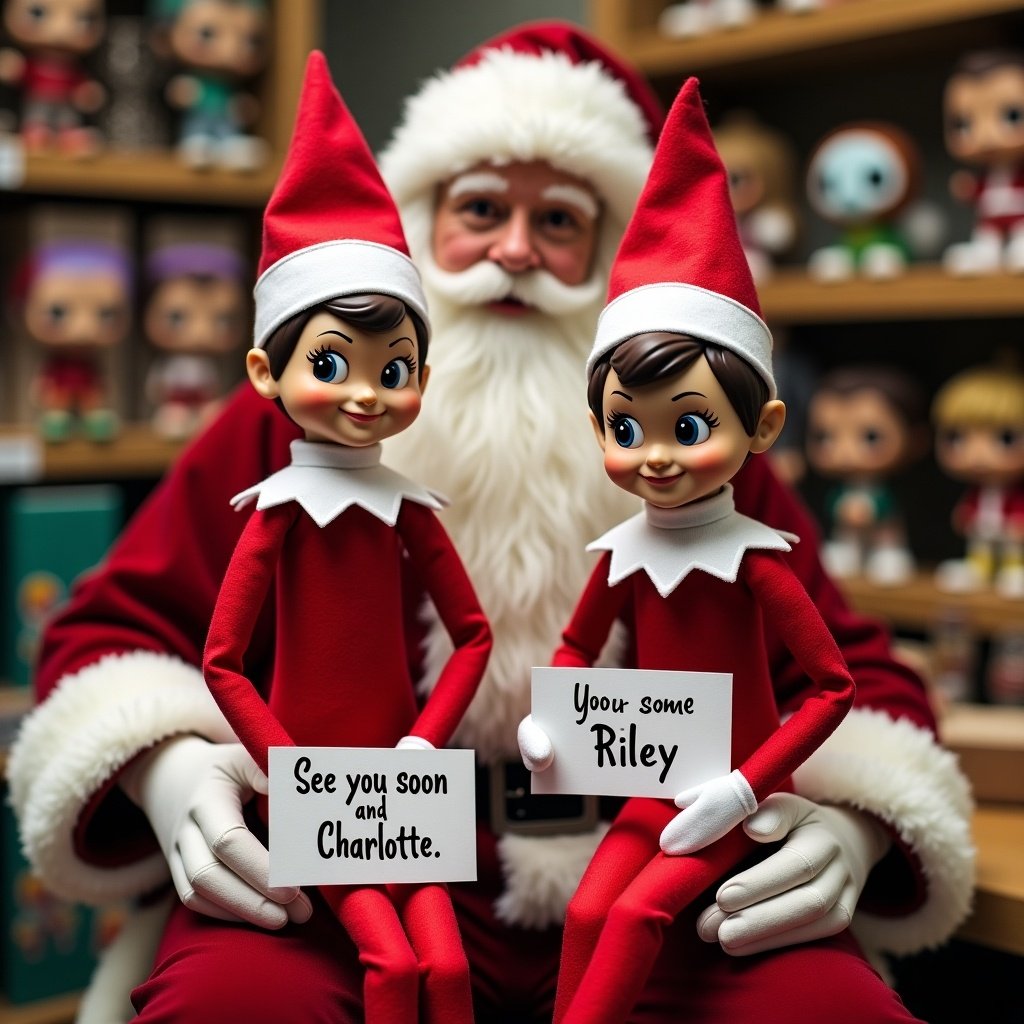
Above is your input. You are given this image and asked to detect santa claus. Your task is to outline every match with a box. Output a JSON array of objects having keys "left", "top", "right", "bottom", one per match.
[{"left": 9, "top": 21, "right": 972, "bottom": 1024}]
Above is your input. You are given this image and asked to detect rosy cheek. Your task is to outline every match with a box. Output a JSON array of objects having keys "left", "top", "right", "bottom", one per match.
[
  {"left": 389, "top": 389, "right": 422, "bottom": 421},
  {"left": 685, "top": 445, "right": 732, "bottom": 473},
  {"left": 433, "top": 222, "right": 484, "bottom": 273},
  {"left": 603, "top": 446, "right": 638, "bottom": 484}
]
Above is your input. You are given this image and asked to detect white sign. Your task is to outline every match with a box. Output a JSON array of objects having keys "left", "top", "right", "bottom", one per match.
[
  {"left": 268, "top": 747, "right": 477, "bottom": 887},
  {"left": 530, "top": 667, "right": 733, "bottom": 798}
]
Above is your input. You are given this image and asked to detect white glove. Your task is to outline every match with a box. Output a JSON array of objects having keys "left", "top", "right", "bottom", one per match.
[
  {"left": 119, "top": 736, "right": 312, "bottom": 929},
  {"left": 517, "top": 714, "right": 553, "bottom": 772},
  {"left": 696, "top": 792, "right": 891, "bottom": 956},
  {"left": 396, "top": 735, "right": 434, "bottom": 750},
  {"left": 660, "top": 769, "right": 758, "bottom": 855}
]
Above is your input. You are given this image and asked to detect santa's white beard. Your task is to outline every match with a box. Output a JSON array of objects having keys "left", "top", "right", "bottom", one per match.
[{"left": 384, "top": 258, "right": 638, "bottom": 761}]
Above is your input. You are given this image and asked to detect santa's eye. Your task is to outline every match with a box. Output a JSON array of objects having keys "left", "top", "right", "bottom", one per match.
[
  {"left": 676, "top": 412, "right": 715, "bottom": 446},
  {"left": 307, "top": 346, "right": 348, "bottom": 383},
  {"left": 609, "top": 413, "right": 644, "bottom": 449},
  {"left": 380, "top": 357, "right": 412, "bottom": 390}
]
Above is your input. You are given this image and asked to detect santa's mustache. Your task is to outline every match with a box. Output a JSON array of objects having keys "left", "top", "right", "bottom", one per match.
[{"left": 420, "top": 254, "right": 604, "bottom": 316}]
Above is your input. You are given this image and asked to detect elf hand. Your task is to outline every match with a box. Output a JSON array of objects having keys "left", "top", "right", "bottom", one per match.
[
  {"left": 396, "top": 735, "right": 434, "bottom": 750},
  {"left": 119, "top": 736, "right": 312, "bottom": 929},
  {"left": 517, "top": 714, "right": 554, "bottom": 772},
  {"left": 660, "top": 769, "right": 758, "bottom": 855},
  {"left": 696, "top": 792, "right": 891, "bottom": 956}
]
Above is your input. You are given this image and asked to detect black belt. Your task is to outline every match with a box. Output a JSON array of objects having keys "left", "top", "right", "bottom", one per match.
[{"left": 476, "top": 759, "right": 602, "bottom": 837}]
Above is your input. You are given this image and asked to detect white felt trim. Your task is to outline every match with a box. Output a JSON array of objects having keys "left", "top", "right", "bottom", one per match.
[
  {"left": 793, "top": 707, "right": 975, "bottom": 955},
  {"left": 7, "top": 651, "right": 237, "bottom": 905},
  {"left": 589, "top": 282, "right": 776, "bottom": 397},
  {"left": 379, "top": 47, "right": 652, "bottom": 231},
  {"left": 253, "top": 239, "right": 428, "bottom": 349}
]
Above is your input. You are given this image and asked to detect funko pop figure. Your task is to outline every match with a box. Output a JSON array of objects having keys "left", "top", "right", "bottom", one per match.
[{"left": 942, "top": 50, "right": 1024, "bottom": 275}]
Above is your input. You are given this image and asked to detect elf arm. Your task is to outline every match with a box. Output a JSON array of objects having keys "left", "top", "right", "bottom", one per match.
[
  {"left": 397, "top": 502, "right": 491, "bottom": 748},
  {"left": 204, "top": 504, "right": 298, "bottom": 774},
  {"left": 552, "top": 552, "right": 630, "bottom": 668}
]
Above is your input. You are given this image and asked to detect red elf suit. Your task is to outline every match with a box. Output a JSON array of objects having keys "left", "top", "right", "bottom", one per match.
[
  {"left": 202, "top": 53, "right": 490, "bottom": 1024},
  {"left": 550, "top": 80, "right": 855, "bottom": 1024}
]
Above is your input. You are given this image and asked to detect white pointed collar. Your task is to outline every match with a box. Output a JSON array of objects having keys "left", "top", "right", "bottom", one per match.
[
  {"left": 587, "top": 485, "right": 798, "bottom": 598},
  {"left": 231, "top": 440, "right": 447, "bottom": 528}
]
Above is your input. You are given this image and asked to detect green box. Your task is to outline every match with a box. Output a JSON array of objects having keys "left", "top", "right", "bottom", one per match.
[
  {"left": 2, "top": 485, "right": 122, "bottom": 687},
  {"left": 0, "top": 783, "right": 123, "bottom": 1004}
]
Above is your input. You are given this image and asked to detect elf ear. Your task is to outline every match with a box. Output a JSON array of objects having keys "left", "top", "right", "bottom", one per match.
[
  {"left": 419, "top": 363, "right": 431, "bottom": 396},
  {"left": 246, "top": 348, "right": 279, "bottom": 399},
  {"left": 749, "top": 399, "right": 786, "bottom": 454},
  {"left": 590, "top": 411, "right": 607, "bottom": 451}
]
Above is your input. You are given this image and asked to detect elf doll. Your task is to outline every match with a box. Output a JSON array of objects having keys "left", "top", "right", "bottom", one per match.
[
  {"left": 518, "top": 80, "right": 855, "bottom": 1024},
  {"left": 203, "top": 53, "right": 490, "bottom": 1023}
]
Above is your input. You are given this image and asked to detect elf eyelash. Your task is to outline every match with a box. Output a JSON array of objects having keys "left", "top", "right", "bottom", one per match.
[
  {"left": 688, "top": 408, "right": 721, "bottom": 429},
  {"left": 307, "top": 343, "right": 340, "bottom": 363},
  {"left": 395, "top": 354, "right": 417, "bottom": 374},
  {"left": 606, "top": 409, "right": 630, "bottom": 429}
]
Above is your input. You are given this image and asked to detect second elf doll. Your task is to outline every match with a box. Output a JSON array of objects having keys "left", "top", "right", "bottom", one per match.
[
  {"left": 519, "top": 79, "right": 856, "bottom": 1024},
  {"left": 203, "top": 54, "right": 490, "bottom": 1024}
]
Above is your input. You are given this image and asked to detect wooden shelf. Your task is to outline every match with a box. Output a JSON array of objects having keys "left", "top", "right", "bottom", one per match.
[
  {"left": 0, "top": 424, "right": 184, "bottom": 483},
  {"left": 839, "top": 571, "right": 1024, "bottom": 637},
  {"left": 14, "top": 150, "right": 279, "bottom": 207},
  {"left": 591, "top": 0, "right": 1024, "bottom": 78},
  {"left": 958, "top": 804, "right": 1024, "bottom": 957},
  {"left": 758, "top": 266, "right": 1024, "bottom": 325},
  {"left": 0, "top": 992, "right": 79, "bottom": 1024}
]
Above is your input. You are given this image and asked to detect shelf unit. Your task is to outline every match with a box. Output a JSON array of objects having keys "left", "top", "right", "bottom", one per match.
[{"left": 0, "top": 993, "right": 79, "bottom": 1024}]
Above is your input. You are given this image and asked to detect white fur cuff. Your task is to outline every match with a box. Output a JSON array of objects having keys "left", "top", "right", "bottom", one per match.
[{"left": 7, "top": 651, "right": 237, "bottom": 904}]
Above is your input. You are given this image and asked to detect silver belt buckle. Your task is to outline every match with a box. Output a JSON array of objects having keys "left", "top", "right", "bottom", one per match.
[{"left": 489, "top": 759, "right": 599, "bottom": 837}]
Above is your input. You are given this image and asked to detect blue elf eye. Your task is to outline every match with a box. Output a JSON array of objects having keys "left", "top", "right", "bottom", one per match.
[
  {"left": 381, "top": 358, "right": 411, "bottom": 390},
  {"left": 309, "top": 349, "right": 348, "bottom": 383},
  {"left": 613, "top": 416, "right": 644, "bottom": 449},
  {"left": 676, "top": 414, "right": 712, "bottom": 446}
]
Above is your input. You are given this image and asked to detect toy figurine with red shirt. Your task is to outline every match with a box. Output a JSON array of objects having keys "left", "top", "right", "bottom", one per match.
[
  {"left": 943, "top": 50, "right": 1024, "bottom": 275},
  {"left": 202, "top": 53, "right": 490, "bottom": 1024},
  {"left": 19, "top": 238, "right": 131, "bottom": 443},
  {"left": 0, "top": 0, "right": 106, "bottom": 156},
  {"left": 932, "top": 361, "right": 1024, "bottom": 598},
  {"left": 517, "top": 79, "right": 855, "bottom": 1024}
]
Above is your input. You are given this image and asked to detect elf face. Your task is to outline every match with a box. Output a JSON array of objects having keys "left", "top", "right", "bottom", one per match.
[
  {"left": 145, "top": 275, "right": 246, "bottom": 356},
  {"left": 935, "top": 421, "right": 1024, "bottom": 489},
  {"left": 248, "top": 310, "right": 429, "bottom": 448},
  {"left": 592, "top": 354, "right": 782, "bottom": 509},
  {"left": 945, "top": 63, "right": 1024, "bottom": 168},
  {"left": 168, "top": 0, "right": 267, "bottom": 79},
  {"left": 25, "top": 269, "right": 130, "bottom": 351},
  {"left": 432, "top": 159, "right": 601, "bottom": 313},
  {"left": 3, "top": 0, "right": 105, "bottom": 56}
]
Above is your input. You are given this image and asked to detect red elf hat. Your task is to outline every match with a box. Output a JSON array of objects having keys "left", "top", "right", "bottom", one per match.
[
  {"left": 587, "top": 78, "right": 775, "bottom": 397},
  {"left": 252, "top": 51, "right": 428, "bottom": 349}
]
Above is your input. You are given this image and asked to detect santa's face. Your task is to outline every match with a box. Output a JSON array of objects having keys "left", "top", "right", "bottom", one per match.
[
  {"left": 593, "top": 356, "right": 779, "bottom": 509},
  {"left": 250, "top": 310, "right": 427, "bottom": 448},
  {"left": 432, "top": 160, "right": 601, "bottom": 316}
]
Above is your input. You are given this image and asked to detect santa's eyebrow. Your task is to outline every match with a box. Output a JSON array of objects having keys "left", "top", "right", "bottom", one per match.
[
  {"left": 611, "top": 390, "right": 633, "bottom": 402},
  {"left": 318, "top": 330, "right": 353, "bottom": 343},
  {"left": 448, "top": 171, "right": 509, "bottom": 198},
  {"left": 542, "top": 183, "right": 599, "bottom": 220},
  {"left": 672, "top": 390, "right": 706, "bottom": 402}
]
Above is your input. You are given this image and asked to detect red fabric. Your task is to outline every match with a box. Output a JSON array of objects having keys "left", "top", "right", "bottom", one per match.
[
  {"left": 132, "top": 833, "right": 921, "bottom": 1023},
  {"left": 605, "top": 79, "right": 761, "bottom": 317},
  {"left": 551, "top": 540, "right": 854, "bottom": 1020},
  {"left": 204, "top": 498, "right": 491, "bottom": 772},
  {"left": 454, "top": 20, "right": 664, "bottom": 145},
  {"left": 22, "top": 53, "right": 86, "bottom": 100},
  {"left": 38, "top": 354, "right": 100, "bottom": 405},
  {"left": 257, "top": 51, "right": 409, "bottom": 277},
  {"left": 953, "top": 484, "right": 1024, "bottom": 536},
  {"left": 971, "top": 164, "right": 1024, "bottom": 234}
]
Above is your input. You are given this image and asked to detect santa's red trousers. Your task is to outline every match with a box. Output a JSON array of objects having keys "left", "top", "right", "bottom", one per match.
[{"left": 132, "top": 822, "right": 921, "bottom": 1023}]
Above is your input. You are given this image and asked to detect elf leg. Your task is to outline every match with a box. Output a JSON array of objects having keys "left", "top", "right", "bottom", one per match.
[
  {"left": 564, "top": 825, "right": 758, "bottom": 1024},
  {"left": 554, "top": 799, "right": 671, "bottom": 1023},
  {"left": 320, "top": 884, "right": 419, "bottom": 1023},
  {"left": 389, "top": 882, "right": 473, "bottom": 1024}
]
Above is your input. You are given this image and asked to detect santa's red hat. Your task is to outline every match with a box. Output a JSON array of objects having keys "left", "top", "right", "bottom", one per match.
[
  {"left": 588, "top": 78, "right": 775, "bottom": 397},
  {"left": 379, "top": 21, "right": 662, "bottom": 271},
  {"left": 253, "top": 51, "right": 428, "bottom": 349}
]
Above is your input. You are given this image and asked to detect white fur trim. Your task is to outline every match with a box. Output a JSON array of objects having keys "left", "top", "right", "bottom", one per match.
[
  {"left": 793, "top": 706, "right": 975, "bottom": 955},
  {"left": 590, "top": 282, "right": 776, "bottom": 397},
  {"left": 379, "top": 47, "right": 653, "bottom": 232},
  {"left": 494, "top": 823, "right": 610, "bottom": 929},
  {"left": 7, "top": 652, "right": 237, "bottom": 904},
  {"left": 252, "top": 239, "right": 428, "bottom": 348}
]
